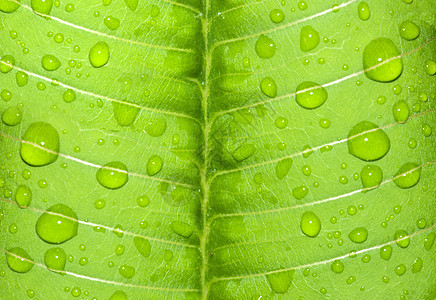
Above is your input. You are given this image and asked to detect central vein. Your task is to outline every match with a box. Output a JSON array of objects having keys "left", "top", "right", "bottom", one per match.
[{"left": 200, "top": 0, "right": 211, "bottom": 298}]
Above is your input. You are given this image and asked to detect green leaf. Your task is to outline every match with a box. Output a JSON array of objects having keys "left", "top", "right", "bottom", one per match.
[{"left": 0, "top": 0, "right": 435, "bottom": 299}]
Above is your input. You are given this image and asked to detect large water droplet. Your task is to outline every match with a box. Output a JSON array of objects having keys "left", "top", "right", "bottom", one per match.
[
  {"left": 110, "top": 291, "right": 127, "bottom": 300},
  {"left": 266, "top": 270, "right": 294, "bottom": 294},
  {"left": 170, "top": 221, "right": 194, "bottom": 238},
  {"left": 394, "top": 264, "right": 406, "bottom": 276},
  {"left": 270, "top": 9, "right": 285, "bottom": 23},
  {"left": 255, "top": 35, "right": 277, "bottom": 59},
  {"left": 6, "top": 247, "right": 34, "bottom": 273},
  {"left": 146, "top": 155, "right": 163, "bottom": 176},
  {"left": 300, "top": 25, "right": 320, "bottom": 52},
  {"left": 360, "top": 164, "right": 383, "bottom": 191},
  {"left": 399, "top": 20, "right": 420, "bottom": 41},
  {"left": 363, "top": 38, "right": 403, "bottom": 82},
  {"left": 380, "top": 245, "right": 392, "bottom": 260},
  {"left": 295, "top": 81, "right": 327, "bottom": 109},
  {"left": 145, "top": 118, "right": 167, "bottom": 137},
  {"left": 89, "top": 41, "right": 110, "bottom": 68},
  {"left": 394, "top": 230, "right": 410, "bottom": 248},
  {"left": 260, "top": 77, "right": 277, "bottom": 98},
  {"left": 357, "top": 2, "right": 370, "bottom": 21},
  {"left": 0, "top": 55, "right": 15, "bottom": 73},
  {"left": 393, "top": 162, "right": 420, "bottom": 189},
  {"left": 411, "top": 257, "right": 423, "bottom": 273},
  {"left": 392, "top": 100, "right": 409, "bottom": 123},
  {"left": 275, "top": 158, "right": 293, "bottom": 180},
  {"left": 41, "top": 54, "right": 61, "bottom": 71},
  {"left": 232, "top": 144, "right": 255, "bottom": 162},
  {"left": 347, "top": 121, "right": 390, "bottom": 161},
  {"left": 331, "top": 260, "right": 344, "bottom": 273},
  {"left": 112, "top": 103, "right": 140, "bottom": 126},
  {"left": 123, "top": 0, "right": 137, "bottom": 11},
  {"left": 96, "top": 161, "right": 128, "bottom": 189},
  {"left": 16, "top": 71, "right": 28, "bottom": 86},
  {"left": 2, "top": 106, "right": 22, "bottom": 126},
  {"left": 44, "top": 247, "right": 66, "bottom": 274},
  {"left": 0, "top": 0, "right": 20, "bottom": 13},
  {"left": 31, "top": 0, "right": 53, "bottom": 15},
  {"left": 119, "top": 264, "right": 135, "bottom": 279},
  {"left": 424, "top": 232, "right": 435, "bottom": 250},
  {"left": 104, "top": 16, "right": 120, "bottom": 30},
  {"left": 20, "top": 122, "right": 60, "bottom": 166},
  {"left": 133, "top": 236, "right": 151, "bottom": 258},
  {"left": 300, "top": 211, "right": 321, "bottom": 237},
  {"left": 348, "top": 227, "right": 368, "bottom": 243},
  {"left": 293, "top": 185, "right": 308, "bottom": 200},
  {"left": 15, "top": 185, "right": 32, "bottom": 208},
  {"left": 36, "top": 204, "right": 78, "bottom": 244}
]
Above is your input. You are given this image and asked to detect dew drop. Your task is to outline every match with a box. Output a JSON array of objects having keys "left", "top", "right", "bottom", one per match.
[
  {"left": 425, "top": 60, "right": 436, "bottom": 75},
  {"left": 104, "top": 16, "right": 120, "bottom": 30},
  {"left": 6, "top": 247, "right": 34, "bottom": 273},
  {"left": 424, "top": 232, "right": 435, "bottom": 250},
  {"left": 109, "top": 291, "right": 127, "bottom": 300},
  {"left": 411, "top": 257, "right": 423, "bottom": 273},
  {"left": 394, "top": 230, "right": 410, "bottom": 248},
  {"left": 392, "top": 100, "right": 409, "bottom": 123},
  {"left": 20, "top": 122, "right": 60, "bottom": 166},
  {"left": 347, "top": 121, "right": 390, "bottom": 161},
  {"left": 31, "top": 0, "right": 53, "bottom": 15},
  {"left": 395, "top": 264, "right": 406, "bottom": 276},
  {"left": 96, "top": 161, "right": 128, "bottom": 189},
  {"left": 16, "top": 71, "right": 28, "bottom": 86},
  {"left": 348, "top": 227, "right": 368, "bottom": 243},
  {"left": 292, "top": 185, "right": 308, "bottom": 200},
  {"left": 44, "top": 247, "right": 66, "bottom": 274},
  {"left": 357, "top": 2, "right": 370, "bottom": 21},
  {"left": 399, "top": 20, "right": 420, "bottom": 41},
  {"left": 133, "top": 236, "right": 151, "bottom": 258},
  {"left": 266, "top": 270, "right": 294, "bottom": 294},
  {"left": 146, "top": 155, "right": 163, "bottom": 176},
  {"left": 260, "top": 77, "right": 277, "bottom": 98},
  {"left": 89, "top": 42, "right": 110, "bottom": 68},
  {"left": 300, "top": 211, "right": 321, "bottom": 237},
  {"left": 0, "top": 0, "right": 21, "bottom": 12},
  {"left": 170, "top": 221, "right": 194, "bottom": 238},
  {"left": 145, "top": 118, "right": 167, "bottom": 137},
  {"left": 295, "top": 81, "right": 328, "bottom": 109},
  {"left": 15, "top": 185, "right": 32, "bottom": 208},
  {"left": 112, "top": 103, "right": 140, "bottom": 126},
  {"left": 0, "top": 55, "right": 15, "bottom": 73},
  {"left": 331, "top": 260, "right": 344, "bottom": 273},
  {"left": 360, "top": 164, "right": 383, "bottom": 191},
  {"left": 119, "top": 265, "right": 135, "bottom": 279},
  {"left": 232, "top": 144, "right": 255, "bottom": 162},
  {"left": 36, "top": 204, "right": 78, "bottom": 244},
  {"left": 275, "top": 158, "right": 293, "bottom": 180},
  {"left": 255, "top": 35, "right": 277, "bottom": 59},
  {"left": 393, "top": 162, "right": 420, "bottom": 189},
  {"left": 63, "top": 89, "right": 76, "bottom": 103},
  {"left": 2, "top": 107, "right": 22, "bottom": 126},
  {"left": 270, "top": 9, "right": 285, "bottom": 23},
  {"left": 363, "top": 38, "right": 403, "bottom": 82},
  {"left": 380, "top": 245, "right": 392, "bottom": 260},
  {"left": 300, "top": 25, "right": 320, "bottom": 52}
]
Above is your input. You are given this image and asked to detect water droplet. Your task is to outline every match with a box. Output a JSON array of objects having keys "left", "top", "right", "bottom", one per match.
[
  {"left": 136, "top": 195, "right": 149, "bottom": 207},
  {"left": 347, "top": 121, "right": 390, "bottom": 161},
  {"left": 6, "top": 247, "right": 34, "bottom": 273},
  {"left": 346, "top": 276, "right": 356, "bottom": 284},
  {"left": 0, "top": 55, "right": 15, "bottom": 73},
  {"left": 275, "top": 116, "right": 288, "bottom": 129},
  {"left": 2, "top": 106, "right": 22, "bottom": 126},
  {"left": 411, "top": 257, "right": 423, "bottom": 273},
  {"left": 295, "top": 81, "right": 328, "bottom": 109},
  {"left": 360, "top": 164, "right": 383, "bottom": 190},
  {"left": 348, "top": 227, "right": 368, "bottom": 243},
  {"left": 232, "top": 144, "right": 255, "bottom": 162},
  {"left": 63, "top": 89, "right": 76, "bottom": 103},
  {"left": 89, "top": 41, "right": 110, "bottom": 68},
  {"left": 20, "top": 122, "right": 60, "bottom": 166},
  {"left": 260, "top": 77, "right": 277, "bottom": 98},
  {"left": 266, "top": 270, "right": 294, "bottom": 294},
  {"left": 363, "top": 38, "right": 402, "bottom": 82},
  {"left": 331, "top": 260, "right": 344, "bottom": 273},
  {"left": 393, "top": 162, "right": 420, "bottom": 189},
  {"left": 145, "top": 118, "right": 167, "bottom": 137},
  {"left": 421, "top": 123, "right": 432, "bottom": 136},
  {"left": 380, "top": 245, "right": 392, "bottom": 260},
  {"left": 170, "top": 221, "right": 194, "bottom": 238},
  {"left": 109, "top": 291, "right": 127, "bottom": 300},
  {"left": 36, "top": 204, "right": 78, "bottom": 244},
  {"left": 357, "top": 2, "right": 370, "bottom": 21},
  {"left": 104, "top": 16, "right": 120, "bottom": 30},
  {"left": 275, "top": 158, "right": 292, "bottom": 180},
  {"left": 146, "top": 155, "right": 163, "bottom": 176},
  {"left": 96, "top": 161, "right": 128, "bottom": 189},
  {"left": 300, "top": 25, "right": 320, "bottom": 52},
  {"left": 16, "top": 71, "right": 28, "bottom": 86},
  {"left": 71, "top": 287, "right": 81, "bottom": 297},
  {"left": 31, "top": 0, "right": 53, "bottom": 15},
  {"left": 293, "top": 185, "right": 308, "bottom": 200},
  {"left": 15, "top": 185, "right": 32, "bottom": 208},
  {"left": 298, "top": 1, "right": 307, "bottom": 10},
  {"left": 133, "top": 236, "right": 151, "bottom": 258},
  {"left": 425, "top": 60, "right": 436, "bottom": 75},
  {"left": 119, "top": 264, "right": 135, "bottom": 279},
  {"left": 361, "top": 254, "right": 371, "bottom": 263},
  {"left": 270, "top": 9, "right": 285, "bottom": 23},
  {"left": 394, "top": 230, "right": 410, "bottom": 248},
  {"left": 424, "top": 232, "right": 435, "bottom": 250},
  {"left": 300, "top": 211, "right": 321, "bottom": 237},
  {"left": 255, "top": 35, "right": 276, "bottom": 59},
  {"left": 399, "top": 20, "right": 420, "bottom": 41},
  {"left": 44, "top": 247, "right": 66, "bottom": 274},
  {"left": 112, "top": 103, "right": 140, "bottom": 126},
  {"left": 0, "top": 0, "right": 20, "bottom": 12},
  {"left": 395, "top": 264, "right": 406, "bottom": 276},
  {"left": 392, "top": 100, "right": 409, "bottom": 123}
]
